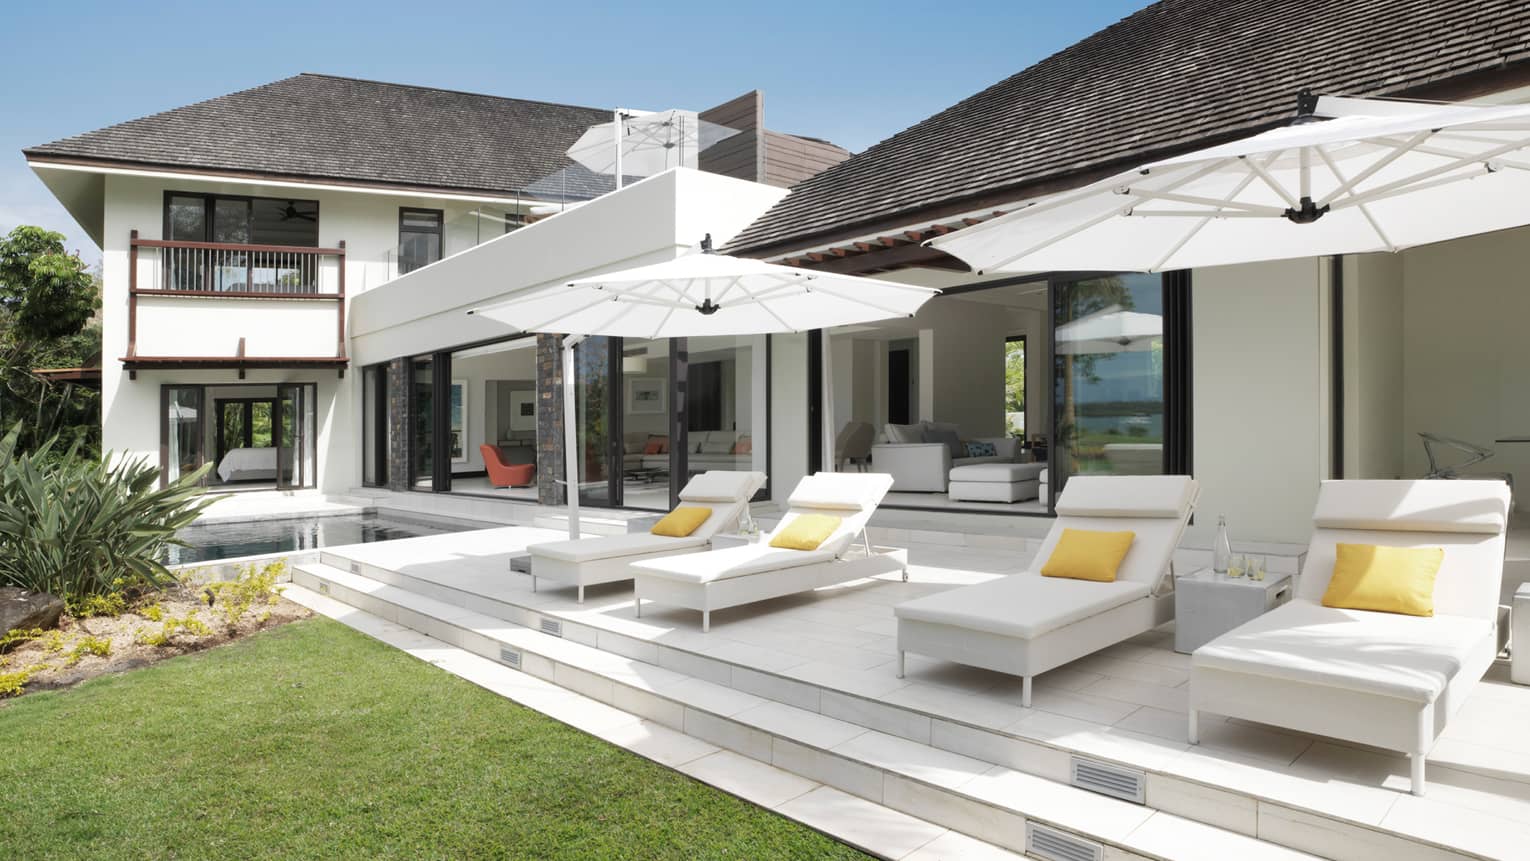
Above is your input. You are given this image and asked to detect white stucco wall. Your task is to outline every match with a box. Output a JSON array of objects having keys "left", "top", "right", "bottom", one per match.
[
  {"left": 1191, "top": 257, "right": 1329, "bottom": 544},
  {"left": 1343, "top": 253, "right": 1405, "bottom": 480}
]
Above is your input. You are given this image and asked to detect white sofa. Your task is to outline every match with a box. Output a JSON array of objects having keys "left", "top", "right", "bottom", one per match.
[
  {"left": 894, "top": 475, "right": 1198, "bottom": 706},
  {"left": 871, "top": 421, "right": 1021, "bottom": 492},
  {"left": 631, "top": 472, "right": 904, "bottom": 632},
  {"left": 1189, "top": 479, "right": 1511, "bottom": 796},
  {"left": 527, "top": 470, "right": 766, "bottom": 602}
]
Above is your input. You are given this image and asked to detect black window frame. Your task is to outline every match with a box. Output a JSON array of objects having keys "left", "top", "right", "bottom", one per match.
[
  {"left": 160, "top": 190, "right": 320, "bottom": 247},
  {"left": 398, "top": 207, "right": 445, "bottom": 275}
]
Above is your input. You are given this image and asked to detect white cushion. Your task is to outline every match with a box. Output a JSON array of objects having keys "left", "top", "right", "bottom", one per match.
[
  {"left": 895, "top": 574, "right": 1150, "bottom": 639},
  {"left": 632, "top": 543, "right": 835, "bottom": 583},
  {"left": 1311, "top": 479, "right": 1509, "bottom": 535},
  {"left": 700, "top": 439, "right": 734, "bottom": 455},
  {"left": 1192, "top": 599, "right": 1492, "bottom": 703},
  {"left": 530, "top": 532, "right": 707, "bottom": 563},
  {"left": 948, "top": 462, "right": 1046, "bottom": 482},
  {"left": 787, "top": 472, "right": 894, "bottom": 511},
  {"left": 1054, "top": 475, "right": 1197, "bottom": 519},
  {"left": 885, "top": 423, "right": 923, "bottom": 444},
  {"left": 678, "top": 470, "right": 764, "bottom": 503}
]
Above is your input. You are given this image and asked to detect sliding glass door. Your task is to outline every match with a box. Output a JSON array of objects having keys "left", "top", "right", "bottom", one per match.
[
  {"left": 160, "top": 382, "right": 317, "bottom": 491},
  {"left": 276, "top": 383, "right": 316, "bottom": 490},
  {"left": 1052, "top": 273, "right": 1166, "bottom": 496}
]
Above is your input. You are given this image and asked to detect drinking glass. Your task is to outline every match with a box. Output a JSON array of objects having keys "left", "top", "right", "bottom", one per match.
[
  {"left": 1250, "top": 555, "right": 1267, "bottom": 581},
  {"left": 1227, "top": 554, "right": 1246, "bottom": 578}
]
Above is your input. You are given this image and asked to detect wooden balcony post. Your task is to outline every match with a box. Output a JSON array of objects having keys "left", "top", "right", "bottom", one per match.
[
  {"left": 127, "top": 230, "right": 138, "bottom": 358},
  {"left": 336, "top": 240, "right": 347, "bottom": 361}
]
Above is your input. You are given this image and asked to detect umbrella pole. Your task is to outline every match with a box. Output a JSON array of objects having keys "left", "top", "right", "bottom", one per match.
[
  {"left": 563, "top": 335, "right": 586, "bottom": 539},
  {"left": 614, "top": 110, "right": 623, "bottom": 191}
]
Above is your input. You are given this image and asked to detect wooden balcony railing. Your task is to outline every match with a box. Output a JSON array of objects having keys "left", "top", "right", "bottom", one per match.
[{"left": 126, "top": 230, "right": 348, "bottom": 373}]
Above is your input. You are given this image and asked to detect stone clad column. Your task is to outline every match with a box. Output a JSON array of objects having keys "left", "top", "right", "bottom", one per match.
[
  {"left": 385, "top": 357, "right": 411, "bottom": 492},
  {"left": 536, "top": 334, "right": 565, "bottom": 506}
]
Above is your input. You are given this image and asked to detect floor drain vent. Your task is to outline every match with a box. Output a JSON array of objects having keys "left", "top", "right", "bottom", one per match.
[
  {"left": 1071, "top": 755, "right": 1146, "bottom": 803},
  {"left": 349, "top": 561, "right": 361, "bottom": 574},
  {"left": 317, "top": 582, "right": 330, "bottom": 595},
  {"left": 540, "top": 618, "right": 563, "bottom": 638},
  {"left": 1026, "top": 822, "right": 1102, "bottom": 861},
  {"left": 500, "top": 647, "right": 522, "bottom": 668}
]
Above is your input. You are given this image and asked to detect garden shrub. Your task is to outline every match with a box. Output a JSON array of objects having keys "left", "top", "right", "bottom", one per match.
[
  {"left": 203, "top": 560, "right": 286, "bottom": 630},
  {"left": 0, "top": 423, "right": 217, "bottom": 606},
  {"left": 65, "top": 636, "right": 111, "bottom": 666}
]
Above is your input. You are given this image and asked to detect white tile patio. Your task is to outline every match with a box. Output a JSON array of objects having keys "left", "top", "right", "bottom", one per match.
[{"left": 302, "top": 524, "right": 1530, "bottom": 860}]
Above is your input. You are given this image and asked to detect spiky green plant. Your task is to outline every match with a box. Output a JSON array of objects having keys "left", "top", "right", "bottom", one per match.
[{"left": 0, "top": 422, "right": 218, "bottom": 605}]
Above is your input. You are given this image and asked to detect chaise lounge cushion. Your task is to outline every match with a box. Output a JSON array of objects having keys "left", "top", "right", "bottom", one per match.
[
  {"left": 1193, "top": 599, "right": 1492, "bottom": 703},
  {"left": 632, "top": 543, "right": 836, "bottom": 583},
  {"left": 894, "top": 574, "right": 1150, "bottom": 639},
  {"left": 532, "top": 532, "right": 709, "bottom": 563}
]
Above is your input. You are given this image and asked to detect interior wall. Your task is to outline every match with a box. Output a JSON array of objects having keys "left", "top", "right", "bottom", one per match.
[
  {"left": 1400, "top": 225, "right": 1530, "bottom": 487},
  {"left": 771, "top": 333, "right": 809, "bottom": 503},
  {"left": 448, "top": 346, "right": 536, "bottom": 474},
  {"left": 1343, "top": 253, "right": 1405, "bottom": 480},
  {"left": 1192, "top": 258, "right": 1327, "bottom": 544}
]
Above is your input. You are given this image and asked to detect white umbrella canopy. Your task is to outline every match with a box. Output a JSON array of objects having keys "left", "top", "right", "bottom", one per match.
[
  {"left": 929, "top": 97, "right": 1530, "bottom": 274},
  {"left": 469, "top": 248, "right": 940, "bottom": 538},
  {"left": 469, "top": 249, "right": 941, "bottom": 339},
  {"left": 566, "top": 109, "right": 742, "bottom": 182},
  {"left": 1055, "top": 306, "right": 1162, "bottom": 355}
]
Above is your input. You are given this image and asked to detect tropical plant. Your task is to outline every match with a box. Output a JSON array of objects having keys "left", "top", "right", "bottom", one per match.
[{"left": 0, "top": 423, "right": 217, "bottom": 605}]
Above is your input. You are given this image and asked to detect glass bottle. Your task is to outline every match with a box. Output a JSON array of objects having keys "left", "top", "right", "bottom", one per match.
[
  {"left": 1212, "top": 515, "right": 1232, "bottom": 574},
  {"left": 738, "top": 507, "right": 758, "bottom": 542}
]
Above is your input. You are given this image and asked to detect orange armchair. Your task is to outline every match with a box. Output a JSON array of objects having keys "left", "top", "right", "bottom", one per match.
[{"left": 481, "top": 444, "right": 536, "bottom": 488}]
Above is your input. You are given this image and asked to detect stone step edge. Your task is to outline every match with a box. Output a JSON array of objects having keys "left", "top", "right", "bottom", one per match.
[
  {"left": 280, "top": 583, "right": 1024, "bottom": 861},
  {"left": 293, "top": 561, "right": 1323, "bottom": 861},
  {"left": 310, "top": 550, "right": 1369, "bottom": 842}
]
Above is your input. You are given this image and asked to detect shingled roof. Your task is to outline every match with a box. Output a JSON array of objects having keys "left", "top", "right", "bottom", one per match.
[
  {"left": 728, "top": 0, "right": 1530, "bottom": 256},
  {"left": 24, "top": 73, "right": 614, "bottom": 199}
]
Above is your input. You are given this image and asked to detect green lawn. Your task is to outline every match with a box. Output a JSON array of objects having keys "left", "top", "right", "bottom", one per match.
[{"left": 0, "top": 618, "right": 867, "bottom": 861}]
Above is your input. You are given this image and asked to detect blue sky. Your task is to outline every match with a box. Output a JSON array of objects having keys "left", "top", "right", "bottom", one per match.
[{"left": 0, "top": 0, "right": 1154, "bottom": 264}]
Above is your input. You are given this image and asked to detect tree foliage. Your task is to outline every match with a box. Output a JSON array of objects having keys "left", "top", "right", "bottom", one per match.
[{"left": 0, "top": 226, "right": 100, "bottom": 459}]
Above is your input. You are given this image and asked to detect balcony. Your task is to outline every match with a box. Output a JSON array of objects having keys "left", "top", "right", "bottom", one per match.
[{"left": 124, "top": 231, "right": 349, "bottom": 378}]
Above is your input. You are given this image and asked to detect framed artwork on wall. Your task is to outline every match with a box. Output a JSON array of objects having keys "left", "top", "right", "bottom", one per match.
[
  {"left": 509, "top": 389, "right": 536, "bottom": 432},
  {"left": 626, "top": 377, "right": 665, "bottom": 415}
]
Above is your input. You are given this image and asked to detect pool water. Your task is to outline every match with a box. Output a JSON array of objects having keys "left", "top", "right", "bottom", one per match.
[{"left": 166, "top": 510, "right": 483, "bottom": 565}]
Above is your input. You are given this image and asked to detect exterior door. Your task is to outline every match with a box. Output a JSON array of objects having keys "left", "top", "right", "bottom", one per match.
[{"left": 275, "top": 383, "right": 317, "bottom": 489}]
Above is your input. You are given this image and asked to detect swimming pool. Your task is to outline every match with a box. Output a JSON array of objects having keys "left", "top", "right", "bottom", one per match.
[{"left": 165, "top": 509, "right": 488, "bottom": 566}]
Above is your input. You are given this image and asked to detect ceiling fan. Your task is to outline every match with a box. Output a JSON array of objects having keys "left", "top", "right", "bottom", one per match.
[{"left": 278, "top": 201, "right": 317, "bottom": 222}]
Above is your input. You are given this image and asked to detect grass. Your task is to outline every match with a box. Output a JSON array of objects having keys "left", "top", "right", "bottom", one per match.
[{"left": 0, "top": 618, "right": 868, "bottom": 861}]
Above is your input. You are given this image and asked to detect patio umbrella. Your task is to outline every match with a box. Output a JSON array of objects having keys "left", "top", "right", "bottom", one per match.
[
  {"left": 928, "top": 96, "right": 1530, "bottom": 273},
  {"left": 468, "top": 242, "right": 940, "bottom": 537},
  {"left": 1055, "top": 306, "right": 1162, "bottom": 355},
  {"left": 566, "top": 109, "right": 742, "bottom": 189}
]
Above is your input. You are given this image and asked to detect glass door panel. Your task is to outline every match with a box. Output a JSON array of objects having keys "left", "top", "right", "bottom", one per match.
[
  {"left": 575, "top": 338, "right": 614, "bottom": 507},
  {"left": 164, "top": 386, "right": 206, "bottom": 486},
  {"left": 1052, "top": 273, "right": 1166, "bottom": 498},
  {"left": 618, "top": 338, "right": 671, "bottom": 510},
  {"left": 412, "top": 357, "right": 435, "bottom": 489},
  {"left": 274, "top": 384, "right": 316, "bottom": 489}
]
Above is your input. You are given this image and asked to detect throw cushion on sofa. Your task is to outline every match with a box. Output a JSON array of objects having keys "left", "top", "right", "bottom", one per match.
[
  {"left": 923, "top": 427, "right": 963, "bottom": 459},
  {"left": 885, "top": 423, "right": 923, "bottom": 444},
  {"left": 964, "top": 440, "right": 998, "bottom": 458},
  {"left": 732, "top": 437, "right": 752, "bottom": 455},
  {"left": 700, "top": 439, "right": 733, "bottom": 455},
  {"left": 1322, "top": 543, "right": 1444, "bottom": 617},
  {"left": 643, "top": 436, "right": 667, "bottom": 455}
]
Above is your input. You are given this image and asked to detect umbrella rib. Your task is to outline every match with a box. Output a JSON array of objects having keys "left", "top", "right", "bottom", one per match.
[
  {"left": 806, "top": 284, "right": 917, "bottom": 320},
  {"left": 1373, "top": 136, "right": 1530, "bottom": 172},
  {"left": 1315, "top": 130, "right": 1432, "bottom": 208},
  {"left": 522, "top": 293, "right": 616, "bottom": 334},
  {"left": 1315, "top": 146, "right": 1397, "bottom": 251},
  {"left": 648, "top": 307, "right": 677, "bottom": 340},
  {"left": 1240, "top": 151, "right": 1301, "bottom": 209},
  {"left": 730, "top": 279, "right": 800, "bottom": 332},
  {"left": 1147, "top": 168, "right": 1261, "bottom": 271},
  {"left": 1336, "top": 166, "right": 1494, "bottom": 210},
  {"left": 1335, "top": 132, "right": 1530, "bottom": 205},
  {"left": 1123, "top": 189, "right": 1287, "bottom": 215}
]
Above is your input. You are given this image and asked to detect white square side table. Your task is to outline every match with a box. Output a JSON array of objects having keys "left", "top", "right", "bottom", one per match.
[
  {"left": 1174, "top": 568, "right": 1293, "bottom": 654},
  {"left": 1513, "top": 583, "right": 1530, "bottom": 686}
]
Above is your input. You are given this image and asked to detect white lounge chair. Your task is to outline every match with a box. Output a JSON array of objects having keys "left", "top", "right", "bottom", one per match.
[
  {"left": 893, "top": 475, "right": 1199, "bottom": 708},
  {"left": 1189, "top": 479, "right": 1511, "bottom": 797},
  {"left": 527, "top": 470, "right": 766, "bottom": 603},
  {"left": 630, "top": 472, "right": 905, "bottom": 632}
]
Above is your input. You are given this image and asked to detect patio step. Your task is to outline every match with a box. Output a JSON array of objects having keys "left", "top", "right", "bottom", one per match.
[{"left": 293, "top": 560, "right": 1320, "bottom": 861}]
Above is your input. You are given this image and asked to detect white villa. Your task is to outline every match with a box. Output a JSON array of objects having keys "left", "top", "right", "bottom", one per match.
[{"left": 25, "top": 1, "right": 1530, "bottom": 859}]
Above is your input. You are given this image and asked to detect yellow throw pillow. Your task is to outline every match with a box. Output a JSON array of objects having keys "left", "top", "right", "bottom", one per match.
[
  {"left": 769, "top": 514, "right": 842, "bottom": 551},
  {"left": 650, "top": 506, "right": 712, "bottom": 538},
  {"left": 1321, "top": 543, "right": 1444, "bottom": 617},
  {"left": 1040, "top": 528, "right": 1136, "bottom": 582}
]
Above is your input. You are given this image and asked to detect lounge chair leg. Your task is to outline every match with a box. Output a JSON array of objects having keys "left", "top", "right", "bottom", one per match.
[
  {"left": 1411, "top": 753, "right": 1426, "bottom": 796},
  {"left": 1022, "top": 675, "right": 1032, "bottom": 708},
  {"left": 1188, "top": 708, "right": 1199, "bottom": 744},
  {"left": 702, "top": 609, "right": 710, "bottom": 633},
  {"left": 531, "top": 576, "right": 537, "bottom": 592},
  {"left": 897, "top": 650, "right": 905, "bottom": 679},
  {"left": 902, "top": 568, "right": 909, "bottom": 583},
  {"left": 577, "top": 585, "right": 585, "bottom": 604}
]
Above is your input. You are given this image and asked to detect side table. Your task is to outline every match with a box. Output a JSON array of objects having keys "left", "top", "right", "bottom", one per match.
[
  {"left": 1513, "top": 583, "right": 1530, "bottom": 685},
  {"left": 1174, "top": 568, "right": 1293, "bottom": 654}
]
